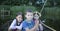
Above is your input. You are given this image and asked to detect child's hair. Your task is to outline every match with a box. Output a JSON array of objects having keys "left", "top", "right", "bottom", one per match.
[
  {"left": 16, "top": 12, "right": 22, "bottom": 16},
  {"left": 25, "top": 9, "right": 33, "bottom": 14},
  {"left": 16, "top": 12, "right": 23, "bottom": 25},
  {"left": 33, "top": 13, "right": 39, "bottom": 16}
]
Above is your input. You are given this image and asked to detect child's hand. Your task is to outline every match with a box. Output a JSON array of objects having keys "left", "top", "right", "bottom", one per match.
[
  {"left": 34, "top": 20, "right": 39, "bottom": 31},
  {"left": 35, "top": 20, "right": 39, "bottom": 24},
  {"left": 35, "top": 20, "right": 39, "bottom": 28}
]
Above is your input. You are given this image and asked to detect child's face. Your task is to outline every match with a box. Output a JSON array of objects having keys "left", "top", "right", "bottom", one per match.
[
  {"left": 16, "top": 15, "right": 22, "bottom": 22},
  {"left": 34, "top": 14, "right": 39, "bottom": 20},
  {"left": 25, "top": 12, "right": 33, "bottom": 20}
]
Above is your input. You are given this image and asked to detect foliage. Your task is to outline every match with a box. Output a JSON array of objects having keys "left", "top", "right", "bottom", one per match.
[
  {"left": 42, "top": 7, "right": 60, "bottom": 31},
  {"left": 10, "top": 5, "right": 37, "bottom": 19}
]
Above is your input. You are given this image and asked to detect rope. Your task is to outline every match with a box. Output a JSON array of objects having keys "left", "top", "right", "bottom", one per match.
[
  {"left": 41, "top": 22, "right": 56, "bottom": 31},
  {"left": 38, "top": 0, "right": 56, "bottom": 31},
  {"left": 40, "top": 0, "right": 47, "bottom": 13}
]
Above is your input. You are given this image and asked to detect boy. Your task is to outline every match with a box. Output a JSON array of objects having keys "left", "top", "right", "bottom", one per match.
[
  {"left": 8, "top": 12, "right": 23, "bottom": 31},
  {"left": 22, "top": 9, "right": 39, "bottom": 31}
]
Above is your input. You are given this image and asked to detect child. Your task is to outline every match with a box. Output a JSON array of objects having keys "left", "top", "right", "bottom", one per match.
[
  {"left": 8, "top": 12, "right": 23, "bottom": 31},
  {"left": 33, "top": 12, "right": 43, "bottom": 31},
  {"left": 22, "top": 9, "right": 39, "bottom": 31}
]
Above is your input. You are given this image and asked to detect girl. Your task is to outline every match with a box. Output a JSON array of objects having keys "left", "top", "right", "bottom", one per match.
[
  {"left": 33, "top": 12, "right": 43, "bottom": 31},
  {"left": 8, "top": 12, "right": 23, "bottom": 31}
]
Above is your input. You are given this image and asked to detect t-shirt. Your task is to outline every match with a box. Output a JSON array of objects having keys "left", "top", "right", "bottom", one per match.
[
  {"left": 9, "top": 19, "right": 22, "bottom": 30},
  {"left": 22, "top": 19, "right": 35, "bottom": 31}
]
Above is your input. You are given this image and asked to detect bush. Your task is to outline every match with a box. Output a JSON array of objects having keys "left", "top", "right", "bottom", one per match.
[
  {"left": 43, "top": 7, "right": 60, "bottom": 31},
  {"left": 10, "top": 5, "right": 37, "bottom": 19}
]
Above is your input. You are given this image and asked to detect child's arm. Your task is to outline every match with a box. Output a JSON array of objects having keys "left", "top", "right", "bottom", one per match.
[
  {"left": 8, "top": 19, "right": 16, "bottom": 30},
  {"left": 26, "top": 24, "right": 38, "bottom": 31},
  {"left": 15, "top": 23, "right": 23, "bottom": 30},
  {"left": 39, "top": 24, "right": 43, "bottom": 31},
  {"left": 23, "top": 20, "right": 39, "bottom": 31},
  {"left": 30, "top": 20, "right": 39, "bottom": 31}
]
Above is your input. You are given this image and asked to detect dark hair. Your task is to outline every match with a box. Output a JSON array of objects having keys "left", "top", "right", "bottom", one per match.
[
  {"left": 16, "top": 12, "right": 22, "bottom": 16},
  {"left": 33, "top": 13, "right": 39, "bottom": 16},
  {"left": 25, "top": 9, "right": 33, "bottom": 14}
]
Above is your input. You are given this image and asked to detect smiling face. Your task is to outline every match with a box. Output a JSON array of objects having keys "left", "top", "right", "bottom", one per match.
[
  {"left": 16, "top": 15, "right": 23, "bottom": 22},
  {"left": 25, "top": 12, "right": 33, "bottom": 21},
  {"left": 34, "top": 13, "right": 39, "bottom": 20}
]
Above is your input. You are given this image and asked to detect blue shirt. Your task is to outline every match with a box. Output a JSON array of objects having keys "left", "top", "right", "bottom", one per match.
[{"left": 22, "top": 20, "right": 35, "bottom": 31}]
